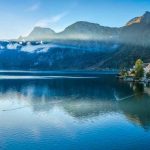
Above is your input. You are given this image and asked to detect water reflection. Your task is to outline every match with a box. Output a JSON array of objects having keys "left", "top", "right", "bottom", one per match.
[
  {"left": 119, "top": 82, "right": 150, "bottom": 130},
  {"left": 131, "top": 82, "right": 144, "bottom": 97},
  {"left": 119, "top": 96, "right": 150, "bottom": 130},
  {"left": 1, "top": 75, "right": 150, "bottom": 149},
  {"left": 0, "top": 76, "right": 150, "bottom": 129}
]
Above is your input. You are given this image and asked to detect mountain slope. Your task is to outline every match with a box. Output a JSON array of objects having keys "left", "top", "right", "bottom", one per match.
[
  {"left": 120, "top": 11, "right": 150, "bottom": 46},
  {"left": 20, "top": 27, "right": 56, "bottom": 41},
  {"left": 58, "top": 21, "right": 119, "bottom": 40},
  {"left": 126, "top": 11, "right": 150, "bottom": 26},
  {"left": 5, "top": 11, "right": 150, "bottom": 70},
  {"left": 19, "top": 11, "right": 150, "bottom": 47}
]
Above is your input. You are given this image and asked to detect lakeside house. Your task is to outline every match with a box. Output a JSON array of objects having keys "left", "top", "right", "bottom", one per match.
[
  {"left": 144, "top": 63, "right": 150, "bottom": 74},
  {"left": 119, "top": 60, "right": 150, "bottom": 83}
]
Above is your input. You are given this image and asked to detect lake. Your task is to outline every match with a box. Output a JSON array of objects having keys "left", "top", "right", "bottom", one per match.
[{"left": 0, "top": 71, "right": 150, "bottom": 150}]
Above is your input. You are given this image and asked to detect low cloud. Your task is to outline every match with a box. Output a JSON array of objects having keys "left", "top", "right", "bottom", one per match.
[
  {"left": 51, "top": 12, "right": 68, "bottom": 23},
  {"left": 35, "top": 11, "right": 68, "bottom": 27}
]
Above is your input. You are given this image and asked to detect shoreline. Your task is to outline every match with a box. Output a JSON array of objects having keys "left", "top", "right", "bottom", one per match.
[{"left": 116, "top": 74, "right": 150, "bottom": 83}]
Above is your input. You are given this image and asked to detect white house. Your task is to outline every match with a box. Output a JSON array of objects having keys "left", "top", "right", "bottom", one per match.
[{"left": 144, "top": 63, "right": 150, "bottom": 74}]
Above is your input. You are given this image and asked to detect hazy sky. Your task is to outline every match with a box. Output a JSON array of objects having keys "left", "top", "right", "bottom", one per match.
[{"left": 0, "top": 0, "right": 150, "bottom": 39}]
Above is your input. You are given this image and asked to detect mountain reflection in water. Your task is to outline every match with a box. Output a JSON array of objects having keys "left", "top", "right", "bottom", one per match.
[
  {"left": 0, "top": 75, "right": 149, "bottom": 128},
  {"left": 1, "top": 74, "right": 150, "bottom": 150}
]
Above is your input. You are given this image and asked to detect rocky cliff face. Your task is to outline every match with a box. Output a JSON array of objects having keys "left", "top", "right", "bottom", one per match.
[
  {"left": 126, "top": 17, "right": 142, "bottom": 26},
  {"left": 120, "top": 11, "right": 150, "bottom": 46},
  {"left": 126, "top": 11, "right": 150, "bottom": 26},
  {"left": 140, "top": 11, "right": 150, "bottom": 24}
]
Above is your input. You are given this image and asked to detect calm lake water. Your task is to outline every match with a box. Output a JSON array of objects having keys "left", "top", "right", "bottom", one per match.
[{"left": 0, "top": 71, "right": 150, "bottom": 150}]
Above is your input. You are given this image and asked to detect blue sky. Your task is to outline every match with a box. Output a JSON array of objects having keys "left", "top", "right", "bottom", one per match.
[{"left": 0, "top": 0, "right": 150, "bottom": 39}]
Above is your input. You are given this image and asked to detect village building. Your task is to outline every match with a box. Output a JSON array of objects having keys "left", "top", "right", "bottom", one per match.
[{"left": 144, "top": 63, "right": 150, "bottom": 74}]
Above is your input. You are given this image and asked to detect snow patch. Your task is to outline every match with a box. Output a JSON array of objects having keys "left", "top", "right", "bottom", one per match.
[
  {"left": 21, "top": 43, "right": 57, "bottom": 53},
  {"left": 7, "top": 43, "right": 20, "bottom": 50},
  {"left": 0, "top": 45, "right": 5, "bottom": 49}
]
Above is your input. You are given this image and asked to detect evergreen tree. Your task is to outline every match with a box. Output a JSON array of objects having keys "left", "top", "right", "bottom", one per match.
[{"left": 135, "top": 59, "right": 144, "bottom": 79}]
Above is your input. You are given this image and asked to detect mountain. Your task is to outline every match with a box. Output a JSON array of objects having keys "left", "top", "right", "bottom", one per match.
[
  {"left": 0, "top": 41, "right": 119, "bottom": 70},
  {"left": 58, "top": 21, "right": 119, "bottom": 40},
  {"left": 1, "top": 11, "right": 149, "bottom": 70},
  {"left": 19, "top": 21, "right": 120, "bottom": 41},
  {"left": 126, "top": 11, "right": 150, "bottom": 26},
  {"left": 19, "top": 27, "right": 56, "bottom": 41},
  {"left": 19, "top": 11, "right": 150, "bottom": 47},
  {"left": 126, "top": 17, "right": 142, "bottom": 26},
  {"left": 120, "top": 11, "right": 150, "bottom": 46}
]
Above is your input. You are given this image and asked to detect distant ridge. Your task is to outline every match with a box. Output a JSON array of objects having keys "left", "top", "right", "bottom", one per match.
[
  {"left": 19, "top": 27, "right": 56, "bottom": 41},
  {"left": 20, "top": 21, "right": 119, "bottom": 41},
  {"left": 19, "top": 11, "right": 150, "bottom": 46},
  {"left": 1, "top": 11, "right": 150, "bottom": 71}
]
